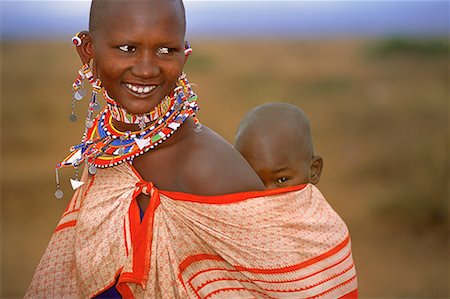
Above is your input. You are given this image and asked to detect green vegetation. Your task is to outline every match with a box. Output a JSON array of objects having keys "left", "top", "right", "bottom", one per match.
[{"left": 369, "top": 37, "right": 449, "bottom": 58}]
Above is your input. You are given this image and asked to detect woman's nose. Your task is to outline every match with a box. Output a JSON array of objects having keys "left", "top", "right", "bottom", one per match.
[{"left": 131, "top": 50, "right": 160, "bottom": 78}]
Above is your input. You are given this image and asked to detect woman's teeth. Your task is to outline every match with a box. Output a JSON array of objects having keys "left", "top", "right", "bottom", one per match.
[{"left": 126, "top": 84, "right": 156, "bottom": 94}]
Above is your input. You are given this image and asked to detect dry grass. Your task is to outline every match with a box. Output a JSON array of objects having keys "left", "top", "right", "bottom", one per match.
[{"left": 1, "top": 39, "right": 448, "bottom": 298}]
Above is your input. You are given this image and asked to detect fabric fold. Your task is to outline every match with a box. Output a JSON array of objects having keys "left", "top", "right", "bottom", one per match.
[{"left": 26, "top": 162, "right": 357, "bottom": 298}]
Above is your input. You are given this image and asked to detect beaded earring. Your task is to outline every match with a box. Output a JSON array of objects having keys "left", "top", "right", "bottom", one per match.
[
  {"left": 54, "top": 33, "right": 103, "bottom": 198},
  {"left": 63, "top": 63, "right": 102, "bottom": 196},
  {"left": 184, "top": 41, "right": 193, "bottom": 57},
  {"left": 70, "top": 63, "right": 102, "bottom": 124},
  {"left": 71, "top": 32, "right": 83, "bottom": 47},
  {"left": 183, "top": 42, "right": 201, "bottom": 132},
  {"left": 70, "top": 65, "right": 86, "bottom": 122},
  {"left": 70, "top": 32, "right": 86, "bottom": 121},
  {"left": 69, "top": 32, "right": 103, "bottom": 125}
]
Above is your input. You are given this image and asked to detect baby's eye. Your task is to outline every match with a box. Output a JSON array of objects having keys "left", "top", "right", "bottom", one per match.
[
  {"left": 118, "top": 45, "right": 136, "bottom": 53},
  {"left": 156, "top": 47, "right": 175, "bottom": 55},
  {"left": 276, "top": 177, "right": 289, "bottom": 184}
]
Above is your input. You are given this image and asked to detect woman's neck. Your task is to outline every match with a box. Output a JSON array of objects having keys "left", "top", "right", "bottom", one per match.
[{"left": 111, "top": 118, "right": 141, "bottom": 132}]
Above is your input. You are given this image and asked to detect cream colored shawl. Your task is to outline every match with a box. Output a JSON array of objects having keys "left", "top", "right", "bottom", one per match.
[{"left": 26, "top": 162, "right": 357, "bottom": 298}]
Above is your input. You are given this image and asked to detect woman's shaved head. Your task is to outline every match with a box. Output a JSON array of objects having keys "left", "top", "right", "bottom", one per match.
[{"left": 89, "top": 0, "right": 186, "bottom": 34}]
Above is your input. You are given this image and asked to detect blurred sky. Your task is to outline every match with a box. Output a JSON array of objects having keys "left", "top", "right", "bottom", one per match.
[{"left": 1, "top": 1, "right": 449, "bottom": 40}]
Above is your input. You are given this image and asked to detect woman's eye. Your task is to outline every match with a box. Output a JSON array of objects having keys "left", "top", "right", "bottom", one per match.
[
  {"left": 118, "top": 45, "right": 136, "bottom": 52},
  {"left": 156, "top": 47, "right": 174, "bottom": 55},
  {"left": 276, "top": 177, "right": 289, "bottom": 184}
]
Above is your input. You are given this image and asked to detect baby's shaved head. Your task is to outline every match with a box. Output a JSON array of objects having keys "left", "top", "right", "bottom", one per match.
[
  {"left": 89, "top": 0, "right": 186, "bottom": 33},
  {"left": 236, "top": 102, "right": 314, "bottom": 156},
  {"left": 235, "top": 102, "right": 322, "bottom": 189}
]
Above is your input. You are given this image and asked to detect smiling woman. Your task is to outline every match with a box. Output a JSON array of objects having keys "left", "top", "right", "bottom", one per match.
[
  {"left": 2, "top": 0, "right": 447, "bottom": 296},
  {"left": 22, "top": 0, "right": 359, "bottom": 298}
]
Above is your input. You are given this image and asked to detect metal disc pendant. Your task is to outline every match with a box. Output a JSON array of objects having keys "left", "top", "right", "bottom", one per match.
[
  {"left": 73, "top": 89, "right": 85, "bottom": 101},
  {"left": 88, "top": 164, "right": 97, "bottom": 175},
  {"left": 93, "top": 102, "right": 101, "bottom": 111},
  {"left": 69, "top": 114, "right": 78, "bottom": 122},
  {"left": 55, "top": 189, "right": 64, "bottom": 199},
  {"left": 86, "top": 119, "right": 94, "bottom": 128},
  {"left": 118, "top": 147, "right": 125, "bottom": 155},
  {"left": 194, "top": 123, "right": 202, "bottom": 133}
]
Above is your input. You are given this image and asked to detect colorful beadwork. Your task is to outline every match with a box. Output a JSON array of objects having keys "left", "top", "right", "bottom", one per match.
[
  {"left": 184, "top": 41, "right": 193, "bottom": 57},
  {"left": 57, "top": 74, "right": 199, "bottom": 173},
  {"left": 70, "top": 63, "right": 102, "bottom": 125},
  {"left": 71, "top": 32, "right": 83, "bottom": 47},
  {"left": 55, "top": 38, "right": 198, "bottom": 198},
  {"left": 104, "top": 73, "right": 194, "bottom": 126}
]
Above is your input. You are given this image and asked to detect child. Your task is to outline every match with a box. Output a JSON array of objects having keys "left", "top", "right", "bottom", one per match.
[
  {"left": 26, "top": 1, "right": 357, "bottom": 298},
  {"left": 235, "top": 102, "right": 323, "bottom": 189}
]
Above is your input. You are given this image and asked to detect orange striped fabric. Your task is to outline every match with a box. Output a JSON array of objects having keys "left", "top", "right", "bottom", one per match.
[{"left": 26, "top": 162, "right": 357, "bottom": 298}]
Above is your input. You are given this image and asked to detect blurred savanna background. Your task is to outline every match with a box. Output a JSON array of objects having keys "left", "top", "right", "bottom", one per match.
[{"left": 1, "top": 1, "right": 448, "bottom": 298}]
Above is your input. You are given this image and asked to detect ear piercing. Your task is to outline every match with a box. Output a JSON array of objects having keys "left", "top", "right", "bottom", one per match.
[
  {"left": 184, "top": 41, "right": 193, "bottom": 56},
  {"left": 72, "top": 32, "right": 84, "bottom": 47}
]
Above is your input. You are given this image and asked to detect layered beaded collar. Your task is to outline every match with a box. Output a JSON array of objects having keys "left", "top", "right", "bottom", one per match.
[
  {"left": 55, "top": 74, "right": 199, "bottom": 197},
  {"left": 104, "top": 73, "right": 195, "bottom": 127}
]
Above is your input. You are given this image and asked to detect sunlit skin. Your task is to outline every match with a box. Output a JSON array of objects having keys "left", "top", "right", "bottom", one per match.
[
  {"left": 76, "top": 0, "right": 264, "bottom": 211},
  {"left": 235, "top": 103, "right": 323, "bottom": 190},
  {"left": 91, "top": 0, "right": 186, "bottom": 116}
]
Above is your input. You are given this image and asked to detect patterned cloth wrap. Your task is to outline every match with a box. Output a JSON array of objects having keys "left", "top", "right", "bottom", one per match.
[{"left": 26, "top": 163, "right": 358, "bottom": 298}]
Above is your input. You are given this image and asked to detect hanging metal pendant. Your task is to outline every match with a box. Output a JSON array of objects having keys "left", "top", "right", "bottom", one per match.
[
  {"left": 54, "top": 189, "right": 64, "bottom": 199},
  {"left": 194, "top": 123, "right": 202, "bottom": 133},
  {"left": 70, "top": 95, "right": 78, "bottom": 122},
  {"left": 86, "top": 119, "right": 94, "bottom": 128},
  {"left": 138, "top": 117, "right": 146, "bottom": 130},
  {"left": 54, "top": 168, "right": 64, "bottom": 199},
  {"left": 88, "top": 164, "right": 97, "bottom": 175},
  {"left": 70, "top": 178, "right": 85, "bottom": 190},
  {"left": 135, "top": 137, "right": 150, "bottom": 150},
  {"left": 69, "top": 113, "right": 78, "bottom": 122},
  {"left": 73, "top": 88, "right": 85, "bottom": 101},
  {"left": 117, "top": 147, "right": 125, "bottom": 155},
  {"left": 93, "top": 102, "right": 101, "bottom": 111}
]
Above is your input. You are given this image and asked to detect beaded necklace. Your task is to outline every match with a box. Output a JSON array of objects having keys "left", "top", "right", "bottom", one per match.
[
  {"left": 105, "top": 90, "right": 172, "bottom": 126},
  {"left": 55, "top": 74, "right": 200, "bottom": 198}
]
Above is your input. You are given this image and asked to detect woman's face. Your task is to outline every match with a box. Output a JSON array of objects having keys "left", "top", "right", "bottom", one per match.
[{"left": 90, "top": 0, "right": 186, "bottom": 115}]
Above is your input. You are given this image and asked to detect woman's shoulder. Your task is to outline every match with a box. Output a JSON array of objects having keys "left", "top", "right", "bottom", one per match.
[{"left": 177, "top": 125, "right": 264, "bottom": 195}]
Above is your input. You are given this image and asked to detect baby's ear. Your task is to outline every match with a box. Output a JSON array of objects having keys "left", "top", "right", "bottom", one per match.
[
  {"left": 310, "top": 155, "right": 323, "bottom": 185},
  {"left": 75, "top": 31, "right": 94, "bottom": 64}
]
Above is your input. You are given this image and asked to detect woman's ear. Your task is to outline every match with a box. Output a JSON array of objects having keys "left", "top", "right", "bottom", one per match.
[
  {"left": 74, "top": 31, "right": 94, "bottom": 64},
  {"left": 310, "top": 155, "right": 323, "bottom": 185}
]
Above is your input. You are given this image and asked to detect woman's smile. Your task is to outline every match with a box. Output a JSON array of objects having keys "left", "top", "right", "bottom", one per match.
[{"left": 124, "top": 83, "right": 158, "bottom": 98}]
